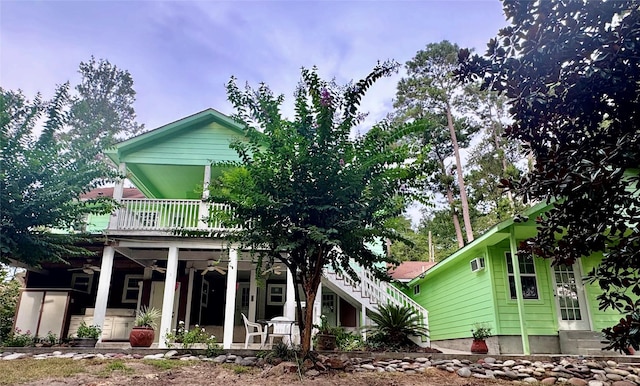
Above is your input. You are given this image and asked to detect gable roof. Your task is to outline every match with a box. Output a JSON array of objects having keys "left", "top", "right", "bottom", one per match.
[
  {"left": 408, "top": 201, "right": 551, "bottom": 286},
  {"left": 389, "top": 261, "right": 437, "bottom": 282},
  {"left": 104, "top": 108, "right": 245, "bottom": 165}
]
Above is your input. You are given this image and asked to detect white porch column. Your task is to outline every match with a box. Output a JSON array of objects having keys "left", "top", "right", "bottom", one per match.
[
  {"left": 249, "top": 266, "right": 258, "bottom": 321},
  {"left": 510, "top": 227, "right": 530, "bottom": 354},
  {"left": 361, "top": 304, "right": 367, "bottom": 341},
  {"left": 223, "top": 247, "right": 238, "bottom": 349},
  {"left": 199, "top": 164, "right": 211, "bottom": 229},
  {"left": 285, "top": 267, "right": 296, "bottom": 320},
  {"left": 184, "top": 267, "right": 195, "bottom": 328},
  {"left": 312, "top": 282, "right": 323, "bottom": 328},
  {"left": 108, "top": 162, "right": 126, "bottom": 229},
  {"left": 93, "top": 246, "right": 115, "bottom": 342},
  {"left": 158, "top": 246, "right": 179, "bottom": 348}
]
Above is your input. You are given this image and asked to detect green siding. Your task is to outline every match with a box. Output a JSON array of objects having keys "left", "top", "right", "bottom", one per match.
[
  {"left": 86, "top": 213, "right": 110, "bottom": 233},
  {"left": 581, "top": 254, "right": 625, "bottom": 330},
  {"left": 490, "top": 244, "right": 557, "bottom": 336},
  {"left": 122, "top": 122, "right": 243, "bottom": 166},
  {"left": 416, "top": 252, "right": 497, "bottom": 340}
]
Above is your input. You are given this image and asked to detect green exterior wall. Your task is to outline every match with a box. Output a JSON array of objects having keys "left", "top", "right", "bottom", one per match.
[
  {"left": 580, "top": 254, "right": 626, "bottom": 330},
  {"left": 121, "top": 121, "right": 243, "bottom": 166},
  {"left": 410, "top": 248, "right": 497, "bottom": 341},
  {"left": 489, "top": 243, "right": 557, "bottom": 336}
]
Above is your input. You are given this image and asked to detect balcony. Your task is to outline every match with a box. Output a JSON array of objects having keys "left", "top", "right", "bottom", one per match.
[{"left": 109, "top": 198, "right": 238, "bottom": 235}]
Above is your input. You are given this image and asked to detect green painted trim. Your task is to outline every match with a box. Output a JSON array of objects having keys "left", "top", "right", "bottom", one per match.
[
  {"left": 486, "top": 245, "right": 502, "bottom": 333},
  {"left": 510, "top": 227, "right": 530, "bottom": 355}
]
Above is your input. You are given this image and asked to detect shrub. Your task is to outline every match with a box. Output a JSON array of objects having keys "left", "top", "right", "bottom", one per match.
[
  {"left": 164, "top": 321, "right": 221, "bottom": 356},
  {"left": 2, "top": 328, "right": 35, "bottom": 347},
  {"left": 75, "top": 321, "right": 101, "bottom": 339},
  {"left": 366, "top": 304, "right": 429, "bottom": 348},
  {"left": 334, "top": 327, "right": 364, "bottom": 351}
]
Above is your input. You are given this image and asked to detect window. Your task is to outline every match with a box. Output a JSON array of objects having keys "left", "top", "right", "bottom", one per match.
[
  {"left": 121, "top": 275, "right": 143, "bottom": 303},
  {"left": 71, "top": 273, "right": 93, "bottom": 294},
  {"left": 267, "top": 284, "right": 286, "bottom": 305},
  {"left": 201, "top": 279, "right": 209, "bottom": 307},
  {"left": 506, "top": 252, "right": 539, "bottom": 300},
  {"left": 413, "top": 284, "right": 420, "bottom": 295}
]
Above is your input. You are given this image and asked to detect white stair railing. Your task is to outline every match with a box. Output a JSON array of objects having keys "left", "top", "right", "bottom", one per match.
[{"left": 325, "top": 264, "right": 430, "bottom": 346}]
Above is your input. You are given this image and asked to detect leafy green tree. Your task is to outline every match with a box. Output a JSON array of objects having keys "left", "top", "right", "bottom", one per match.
[
  {"left": 395, "top": 41, "right": 479, "bottom": 244},
  {"left": 0, "top": 267, "right": 21, "bottom": 343},
  {"left": 0, "top": 86, "right": 113, "bottom": 265},
  {"left": 458, "top": 0, "right": 640, "bottom": 351},
  {"left": 366, "top": 303, "right": 429, "bottom": 348},
  {"left": 65, "top": 56, "right": 144, "bottom": 164},
  {"left": 387, "top": 216, "right": 431, "bottom": 262},
  {"left": 210, "top": 63, "right": 428, "bottom": 355}
]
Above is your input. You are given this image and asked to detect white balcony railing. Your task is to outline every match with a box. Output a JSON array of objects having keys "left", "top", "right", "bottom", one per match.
[{"left": 112, "top": 198, "right": 238, "bottom": 232}]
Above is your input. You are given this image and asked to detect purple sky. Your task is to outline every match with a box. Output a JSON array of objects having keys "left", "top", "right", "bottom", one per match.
[{"left": 1, "top": 1, "right": 507, "bottom": 131}]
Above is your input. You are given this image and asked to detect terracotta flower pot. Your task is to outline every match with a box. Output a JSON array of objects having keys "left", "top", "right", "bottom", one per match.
[
  {"left": 129, "top": 326, "right": 155, "bottom": 348},
  {"left": 471, "top": 338, "right": 488, "bottom": 354},
  {"left": 316, "top": 334, "right": 337, "bottom": 351}
]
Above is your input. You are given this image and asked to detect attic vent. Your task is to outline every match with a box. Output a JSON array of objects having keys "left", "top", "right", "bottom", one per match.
[{"left": 470, "top": 257, "right": 485, "bottom": 273}]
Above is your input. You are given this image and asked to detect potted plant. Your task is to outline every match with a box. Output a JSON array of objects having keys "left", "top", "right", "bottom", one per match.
[
  {"left": 72, "top": 321, "right": 101, "bottom": 347},
  {"left": 129, "top": 306, "right": 161, "bottom": 347},
  {"left": 470, "top": 323, "right": 492, "bottom": 354},
  {"left": 314, "top": 315, "right": 337, "bottom": 351}
]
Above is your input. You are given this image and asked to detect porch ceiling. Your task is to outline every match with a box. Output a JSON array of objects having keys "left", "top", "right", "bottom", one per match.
[{"left": 127, "top": 164, "right": 204, "bottom": 199}]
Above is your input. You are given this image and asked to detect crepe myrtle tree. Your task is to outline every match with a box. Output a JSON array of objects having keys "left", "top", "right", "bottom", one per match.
[
  {"left": 457, "top": 0, "right": 640, "bottom": 351},
  {"left": 209, "top": 62, "right": 429, "bottom": 355}
]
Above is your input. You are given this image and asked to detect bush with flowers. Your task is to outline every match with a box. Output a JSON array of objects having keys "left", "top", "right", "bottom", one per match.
[
  {"left": 2, "top": 327, "right": 35, "bottom": 347},
  {"left": 164, "top": 321, "right": 221, "bottom": 356}
]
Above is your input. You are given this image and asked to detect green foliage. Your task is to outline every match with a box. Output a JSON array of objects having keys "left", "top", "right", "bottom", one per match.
[
  {"left": 0, "top": 86, "right": 114, "bottom": 265},
  {"left": 211, "top": 63, "right": 429, "bottom": 354},
  {"left": 134, "top": 306, "right": 161, "bottom": 329},
  {"left": 0, "top": 268, "right": 20, "bottom": 342},
  {"left": 313, "top": 314, "right": 339, "bottom": 335},
  {"left": 261, "top": 341, "right": 300, "bottom": 363},
  {"left": 394, "top": 40, "right": 481, "bottom": 245},
  {"left": 164, "top": 321, "right": 221, "bottom": 355},
  {"left": 366, "top": 303, "right": 429, "bottom": 348},
  {"left": 333, "top": 327, "right": 364, "bottom": 351},
  {"left": 471, "top": 323, "right": 492, "bottom": 340},
  {"left": 458, "top": 0, "right": 640, "bottom": 351},
  {"left": 104, "top": 360, "right": 132, "bottom": 373},
  {"left": 2, "top": 328, "right": 35, "bottom": 347},
  {"left": 65, "top": 56, "right": 144, "bottom": 159},
  {"left": 75, "top": 321, "right": 101, "bottom": 339}
]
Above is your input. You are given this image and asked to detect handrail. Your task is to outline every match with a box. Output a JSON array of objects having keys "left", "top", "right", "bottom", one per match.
[
  {"left": 113, "top": 198, "right": 238, "bottom": 232},
  {"left": 326, "top": 263, "right": 429, "bottom": 345}
]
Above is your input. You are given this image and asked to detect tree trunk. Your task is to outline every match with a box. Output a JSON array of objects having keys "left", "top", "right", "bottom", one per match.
[
  {"left": 446, "top": 186, "right": 465, "bottom": 248},
  {"left": 445, "top": 103, "right": 474, "bottom": 243},
  {"left": 488, "top": 102, "right": 514, "bottom": 206}
]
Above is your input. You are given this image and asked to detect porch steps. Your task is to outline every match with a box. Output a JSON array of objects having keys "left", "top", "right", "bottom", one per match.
[
  {"left": 559, "top": 330, "right": 621, "bottom": 356},
  {"left": 323, "top": 266, "right": 430, "bottom": 347}
]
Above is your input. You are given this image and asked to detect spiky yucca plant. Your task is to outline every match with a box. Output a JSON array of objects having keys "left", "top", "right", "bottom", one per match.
[{"left": 367, "top": 304, "right": 429, "bottom": 347}]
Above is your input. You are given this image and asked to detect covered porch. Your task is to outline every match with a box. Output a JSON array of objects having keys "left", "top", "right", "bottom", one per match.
[{"left": 91, "top": 238, "right": 323, "bottom": 349}]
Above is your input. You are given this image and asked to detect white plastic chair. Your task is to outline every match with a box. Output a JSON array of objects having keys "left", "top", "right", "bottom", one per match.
[
  {"left": 242, "top": 313, "right": 266, "bottom": 349},
  {"left": 268, "top": 316, "right": 295, "bottom": 347}
]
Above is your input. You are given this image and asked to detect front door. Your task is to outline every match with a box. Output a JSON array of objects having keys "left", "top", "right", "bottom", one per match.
[
  {"left": 234, "top": 283, "right": 250, "bottom": 325},
  {"left": 150, "top": 281, "right": 181, "bottom": 342},
  {"left": 552, "top": 263, "right": 590, "bottom": 330}
]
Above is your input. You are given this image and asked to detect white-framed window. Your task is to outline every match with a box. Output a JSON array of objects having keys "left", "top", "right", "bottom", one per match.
[
  {"left": 322, "top": 293, "right": 335, "bottom": 314},
  {"left": 71, "top": 273, "right": 93, "bottom": 294},
  {"left": 201, "top": 279, "right": 209, "bottom": 307},
  {"left": 506, "top": 252, "right": 539, "bottom": 300},
  {"left": 413, "top": 284, "right": 420, "bottom": 295},
  {"left": 267, "top": 284, "right": 286, "bottom": 305},
  {"left": 121, "top": 274, "right": 143, "bottom": 303}
]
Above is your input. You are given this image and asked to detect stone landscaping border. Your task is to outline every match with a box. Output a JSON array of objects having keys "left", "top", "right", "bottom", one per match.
[{"left": 1, "top": 349, "right": 640, "bottom": 385}]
